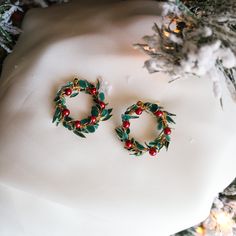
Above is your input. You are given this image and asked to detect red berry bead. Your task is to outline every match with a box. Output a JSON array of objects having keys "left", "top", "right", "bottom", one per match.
[
  {"left": 74, "top": 121, "right": 81, "bottom": 129},
  {"left": 62, "top": 109, "right": 70, "bottom": 117},
  {"left": 164, "top": 127, "right": 171, "bottom": 135},
  {"left": 155, "top": 110, "right": 163, "bottom": 117},
  {"left": 149, "top": 147, "right": 157, "bottom": 156},
  {"left": 64, "top": 88, "right": 72, "bottom": 96},
  {"left": 90, "top": 116, "right": 97, "bottom": 123},
  {"left": 125, "top": 140, "right": 133, "bottom": 149},
  {"left": 99, "top": 101, "right": 106, "bottom": 109},
  {"left": 122, "top": 121, "right": 130, "bottom": 129},
  {"left": 135, "top": 107, "right": 143, "bottom": 115},
  {"left": 90, "top": 87, "right": 97, "bottom": 95}
]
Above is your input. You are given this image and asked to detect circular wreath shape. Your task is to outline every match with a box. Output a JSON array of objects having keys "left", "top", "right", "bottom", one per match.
[
  {"left": 115, "top": 101, "right": 176, "bottom": 157},
  {"left": 53, "top": 78, "right": 112, "bottom": 138}
]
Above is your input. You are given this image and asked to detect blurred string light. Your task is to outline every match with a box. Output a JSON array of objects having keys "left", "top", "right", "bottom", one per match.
[
  {"left": 135, "top": 0, "right": 236, "bottom": 107},
  {"left": 173, "top": 179, "right": 236, "bottom": 236}
]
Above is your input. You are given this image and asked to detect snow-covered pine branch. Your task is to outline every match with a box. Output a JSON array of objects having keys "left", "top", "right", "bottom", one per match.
[{"left": 135, "top": 0, "right": 236, "bottom": 106}]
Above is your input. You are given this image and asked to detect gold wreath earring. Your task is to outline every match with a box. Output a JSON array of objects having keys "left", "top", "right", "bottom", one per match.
[
  {"left": 115, "top": 101, "right": 176, "bottom": 157},
  {"left": 53, "top": 78, "right": 113, "bottom": 138}
]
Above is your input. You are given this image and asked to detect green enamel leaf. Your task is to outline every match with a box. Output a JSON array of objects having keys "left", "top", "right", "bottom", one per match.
[
  {"left": 94, "top": 124, "right": 99, "bottom": 129},
  {"left": 96, "top": 79, "right": 100, "bottom": 90},
  {"left": 73, "top": 130, "right": 86, "bottom": 138},
  {"left": 66, "top": 81, "right": 74, "bottom": 87},
  {"left": 115, "top": 128, "right": 124, "bottom": 140},
  {"left": 54, "top": 96, "right": 60, "bottom": 102},
  {"left": 165, "top": 111, "right": 176, "bottom": 117},
  {"left": 134, "top": 141, "right": 145, "bottom": 150},
  {"left": 131, "top": 151, "right": 142, "bottom": 156},
  {"left": 148, "top": 141, "right": 157, "bottom": 147},
  {"left": 64, "top": 116, "right": 73, "bottom": 122},
  {"left": 157, "top": 120, "right": 163, "bottom": 130},
  {"left": 81, "top": 128, "right": 89, "bottom": 133},
  {"left": 63, "top": 121, "right": 73, "bottom": 130},
  {"left": 107, "top": 108, "right": 113, "bottom": 115},
  {"left": 136, "top": 151, "right": 143, "bottom": 156},
  {"left": 87, "top": 82, "right": 95, "bottom": 89},
  {"left": 165, "top": 135, "right": 171, "bottom": 142},
  {"left": 80, "top": 118, "right": 90, "bottom": 125},
  {"left": 56, "top": 90, "right": 62, "bottom": 97},
  {"left": 52, "top": 107, "right": 61, "bottom": 124},
  {"left": 70, "top": 92, "right": 79, "bottom": 98},
  {"left": 164, "top": 141, "right": 170, "bottom": 151},
  {"left": 125, "top": 104, "right": 138, "bottom": 113},
  {"left": 102, "top": 114, "right": 112, "bottom": 121},
  {"left": 166, "top": 115, "right": 176, "bottom": 124},
  {"left": 153, "top": 137, "right": 162, "bottom": 148},
  {"left": 86, "top": 125, "right": 96, "bottom": 133},
  {"left": 122, "top": 132, "right": 129, "bottom": 141},
  {"left": 144, "top": 102, "right": 151, "bottom": 107},
  {"left": 115, "top": 127, "right": 128, "bottom": 141},
  {"left": 122, "top": 114, "right": 139, "bottom": 121},
  {"left": 98, "top": 92, "right": 105, "bottom": 101},
  {"left": 78, "top": 80, "right": 88, "bottom": 88},
  {"left": 101, "top": 109, "right": 108, "bottom": 117},
  {"left": 91, "top": 106, "right": 99, "bottom": 117},
  {"left": 57, "top": 97, "right": 65, "bottom": 106},
  {"left": 149, "top": 104, "right": 159, "bottom": 112}
]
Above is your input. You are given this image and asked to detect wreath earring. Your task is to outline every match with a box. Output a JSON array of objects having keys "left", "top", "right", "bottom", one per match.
[
  {"left": 53, "top": 78, "right": 112, "bottom": 138},
  {"left": 115, "top": 101, "right": 176, "bottom": 157}
]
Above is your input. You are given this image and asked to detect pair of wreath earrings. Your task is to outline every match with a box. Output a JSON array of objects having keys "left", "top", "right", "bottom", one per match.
[{"left": 53, "top": 78, "right": 176, "bottom": 157}]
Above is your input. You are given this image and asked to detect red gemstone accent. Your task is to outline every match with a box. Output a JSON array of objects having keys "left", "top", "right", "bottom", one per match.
[
  {"left": 74, "top": 121, "right": 81, "bottom": 129},
  {"left": 135, "top": 108, "right": 143, "bottom": 115},
  {"left": 122, "top": 121, "right": 130, "bottom": 129},
  {"left": 64, "top": 88, "right": 72, "bottom": 96},
  {"left": 90, "top": 87, "right": 97, "bottom": 95},
  {"left": 99, "top": 101, "right": 106, "bottom": 109},
  {"left": 164, "top": 127, "right": 171, "bottom": 135},
  {"left": 149, "top": 147, "right": 157, "bottom": 156},
  {"left": 90, "top": 116, "right": 97, "bottom": 123},
  {"left": 155, "top": 110, "right": 164, "bottom": 117},
  {"left": 62, "top": 109, "right": 70, "bottom": 117},
  {"left": 125, "top": 140, "right": 133, "bottom": 149}
]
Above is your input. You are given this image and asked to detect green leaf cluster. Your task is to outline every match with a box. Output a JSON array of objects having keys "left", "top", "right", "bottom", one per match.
[
  {"left": 115, "top": 127, "right": 129, "bottom": 141},
  {"left": 101, "top": 108, "right": 113, "bottom": 121},
  {"left": 52, "top": 107, "right": 62, "bottom": 125}
]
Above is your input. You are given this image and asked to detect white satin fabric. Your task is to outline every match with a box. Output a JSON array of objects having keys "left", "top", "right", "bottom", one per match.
[{"left": 0, "top": 1, "right": 235, "bottom": 235}]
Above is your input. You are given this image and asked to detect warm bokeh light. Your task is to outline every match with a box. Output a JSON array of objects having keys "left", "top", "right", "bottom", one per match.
[
  {"left": 163, "top": 30, "right": 170, "bottom": 37},
  {"left": 143, "top": 46, "right": 156, "bottom": 53},
  {"left": 214, "top": 211, "right": 234, "bottom": 230},
  {"left": 173, "top": 28, "right": 180, "bottom": 33},
  {"left": 196, "top": 226, "right": 205, "bottom": 235}
]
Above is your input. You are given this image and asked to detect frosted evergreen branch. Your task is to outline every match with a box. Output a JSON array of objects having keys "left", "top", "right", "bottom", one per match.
[
  {"left": 135, "top": 0, "right": 236, "bottom": 105},
  {"left": 20, "top": 0, "right": 68, "bottom": 7},
  {"left": 0, "top": 0, "right": 69, "bottom": 53},
  {"left": 0, "top": 0, "right": 22, "bottom": 52}
]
